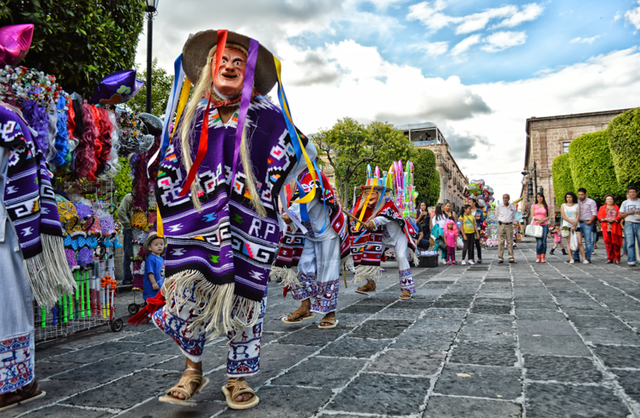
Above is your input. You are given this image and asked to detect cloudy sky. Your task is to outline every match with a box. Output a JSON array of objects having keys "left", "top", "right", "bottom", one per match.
[{"left": 135, "top": 0, "right": 640, "bottom": 199}]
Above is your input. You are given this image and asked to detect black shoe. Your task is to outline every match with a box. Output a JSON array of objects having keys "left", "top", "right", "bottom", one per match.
[
  {"left": 509, "top": 259, "right": 517, "bottom": 264},
  {"left": 562, "top": 249, "right": 567, "bottom": 255},
  {"left": 122, "top": 279, "right": 133, "bottom": 285},
  {"left": 550, "top": 248, "right": 555, "bottom": 255}
]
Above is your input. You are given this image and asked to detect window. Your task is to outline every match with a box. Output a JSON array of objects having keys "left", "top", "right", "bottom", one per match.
[{"left": 562, "top": 142, "right": 571, "bottom": 154}]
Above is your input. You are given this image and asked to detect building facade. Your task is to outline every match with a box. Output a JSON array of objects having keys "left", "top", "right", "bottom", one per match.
[
  {"left": 522, "top": 108, "right": 631, "bottom": 220},
  {"left": 396, "top": 122, "right": 469, "bottom": 211}
]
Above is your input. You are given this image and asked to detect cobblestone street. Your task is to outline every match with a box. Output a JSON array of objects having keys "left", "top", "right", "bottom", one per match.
[{"left": 8, "top": 241, "right": 640, "bottom": 418}]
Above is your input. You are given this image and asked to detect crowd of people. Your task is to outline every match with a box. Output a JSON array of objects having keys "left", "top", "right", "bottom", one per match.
[{"left": 532, "top": 186, "right": 639, "bottom": 266}]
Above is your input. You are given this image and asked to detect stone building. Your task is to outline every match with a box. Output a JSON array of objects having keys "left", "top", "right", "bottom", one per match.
[
  {"left": 396, "top": 122, "right": 469, "bottom": 211},
  {"left": 522, "top": 108, "right": 632, "bottom": 221}
]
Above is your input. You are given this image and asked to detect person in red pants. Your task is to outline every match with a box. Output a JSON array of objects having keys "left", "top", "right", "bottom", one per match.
[{"left": 598, "top": 194, "right": 623, "bottom": 264}]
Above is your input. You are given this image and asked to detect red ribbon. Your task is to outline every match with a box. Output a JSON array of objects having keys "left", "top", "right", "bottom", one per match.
[
  {"left": 178, "top": 99, "right": 211, "bottom": 197},
  {"left": 178, "top": 30, "right": 228, "bottom": 198}
]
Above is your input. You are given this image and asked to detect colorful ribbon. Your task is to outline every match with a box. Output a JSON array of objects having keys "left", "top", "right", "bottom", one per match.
[{"left": 274, "top": 56, "right": 317, "bottom": 204}]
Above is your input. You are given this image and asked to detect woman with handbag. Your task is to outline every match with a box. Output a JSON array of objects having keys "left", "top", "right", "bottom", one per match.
[
  {"left": 561, "top": 192, "right": 587, "bottom": 264},
  {"left": 531, "top": 193, "right": 550, "bottom": 263},
  {"left": 598, "top": 195, "right": 623, "bottom": 264}
]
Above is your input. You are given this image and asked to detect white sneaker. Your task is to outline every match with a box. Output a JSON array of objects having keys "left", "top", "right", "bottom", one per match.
[
  {"left": 569, "top": 259, "right": 575, "bottom": 264},
  {"left": 582, "top": 260, "right": 589, "bottom": 264},
  {"left": 461, "top": 260, "right": 467, "bottom": 265},
  {"left": 468, "top": 260, "right": 475, "bottom": 265}
]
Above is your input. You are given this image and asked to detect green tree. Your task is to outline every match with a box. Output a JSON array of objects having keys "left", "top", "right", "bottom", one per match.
[
  {"left": 313, "top": 118, "right": 373, "bottom": 206},
  {"left": 607, "top": 107, "right": 640, "bottom": 188},
  {"left": 411, "top": 148, "right": 440, "bottom": 207},
  {"left": 313, "top": 118, "right": 437, "bottom": 208},
  {"left": 127, "top": 58, "right": 173, "bottom": 117},
  {"left": 569, "top": 130, "right": 626, "bottom": 205},
  {"left": 0, "top": 0, "right": 145, "bottom": 98},
  {"left": 552, "top": 153, "right": 574, "bottom": 207}
]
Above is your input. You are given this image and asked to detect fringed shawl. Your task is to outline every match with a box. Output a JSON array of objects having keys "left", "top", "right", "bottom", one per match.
[
  {"left": 0, "top": 105, "right": 76, "bottom": 308},
  {"left": 148, "top": 96, "right": 310, "bottom": 339}
]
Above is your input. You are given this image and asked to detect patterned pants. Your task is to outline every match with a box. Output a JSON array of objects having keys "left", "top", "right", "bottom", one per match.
[
  {"left": 153, "top": 282, "right": 267, "bottom": 378},
  {"left": 290, "top": 236, "right": 341, "bottom": 313},
  {"left": 394, "top": 237, "right": 416, "bottom": 294}
]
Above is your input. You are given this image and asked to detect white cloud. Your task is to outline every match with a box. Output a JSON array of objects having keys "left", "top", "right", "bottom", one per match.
[
  {"left": 450, "top": 34, "right": 482, "bottom": 56},
  {"left": 407, "top": 1, "right": 543, "bottom": 35},
  {"left": 481, "top": 31, "right": 527, "bottom": 52},
  {"left": 625, "top": 0, "right": 640, "bottom": 30},
  {"left": 455, "top": 6, "right": 516, "bottom": 35},
  {"left": 570, "top": 36, "right": 600, "bottom": 44},
  {"left": 406, "top": 0, "right": 460, "bottom": 32},
  {"left": 416, "top": 41, "right": 449, "bottom": 56},
  {"left": 491, "top": 3, "right": 544, "bottom": 29}
]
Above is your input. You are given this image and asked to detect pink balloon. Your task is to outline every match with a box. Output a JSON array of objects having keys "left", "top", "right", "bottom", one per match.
[{"left": 0, "top": 24, "right": 34, "bottom": 66}]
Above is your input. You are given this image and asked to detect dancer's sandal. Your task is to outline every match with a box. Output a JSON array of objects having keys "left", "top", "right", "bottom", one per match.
[
  {"left": 355, "top": 281, "right": 376, "bottom": 295},
  {"left": 281, "top": 309, "right": 316, "bottom": 324},
  {"left": 318, "top": 315, "right": 338, "bottom": 329},
  {"left": 0, "top": 380, "right": 46, "bottom": 411},
  {"left": 399, "top": 290, "right": 412, "bottom": 300},
  {"left": 159, "top": 369, "right": 210, "bottom": 406},
  {"left": 222, "top": 378, "right": 260, "bottom": 410}
]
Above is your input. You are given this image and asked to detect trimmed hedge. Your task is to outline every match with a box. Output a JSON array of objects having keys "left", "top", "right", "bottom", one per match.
[
  {"left": 569, "top": 130, "right": 626, "bottom": 205},
  {"left": 552, "top": 153, "right": 574, "bottom": 207},
  {"left": 607, "top": 107, "right": 640, "bottom": 188}
]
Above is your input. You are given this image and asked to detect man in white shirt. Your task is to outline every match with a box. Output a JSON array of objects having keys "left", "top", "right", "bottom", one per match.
[
  {"left": 620, "top": 185, "right": 640, "bottom": 267},
  {"left": 496, "top": 194, "right": 516, "bottom": 263}
]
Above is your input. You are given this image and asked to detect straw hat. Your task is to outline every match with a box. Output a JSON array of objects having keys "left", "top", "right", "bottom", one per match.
[
  {"left": 182, "top": 30, "right": 278, "bottom": 95},
  {"left": 144, "top": 231, "right": 166, "bottom": 251}
]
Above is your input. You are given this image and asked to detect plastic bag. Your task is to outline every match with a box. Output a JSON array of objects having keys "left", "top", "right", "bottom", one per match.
[
  {"left": 570, "top": 231, "right": 578, "bottom": 251},
  {"left": 456, "top": 236, "right": 464, "bottom": 250}
]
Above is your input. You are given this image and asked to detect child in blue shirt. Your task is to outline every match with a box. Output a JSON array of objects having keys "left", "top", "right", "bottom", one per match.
[{"left": 143, "top": 232, "right": 166, "bottom": 301}]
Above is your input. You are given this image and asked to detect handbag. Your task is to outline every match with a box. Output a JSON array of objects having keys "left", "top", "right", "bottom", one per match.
[
  {"left": 525, "top": 224, "right": 543, "bottom": 238},
  {"left": 570, "top": 231, "right": 578, "bottom": 251}
]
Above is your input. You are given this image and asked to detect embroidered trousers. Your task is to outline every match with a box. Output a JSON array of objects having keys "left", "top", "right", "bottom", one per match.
[
  {"left": 153, "top": 282, "right": 267, "bottom": 378},
  {"left": 0, "top": 221, "right": 35, "bottom": 394},
  {"left": 290, "top": 236, "right": 341, "bottom": 313}
]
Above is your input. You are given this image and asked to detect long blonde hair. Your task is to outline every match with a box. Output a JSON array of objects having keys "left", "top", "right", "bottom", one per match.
[{"left": 178, "top": 45, "right": 266, "bottom": 217}]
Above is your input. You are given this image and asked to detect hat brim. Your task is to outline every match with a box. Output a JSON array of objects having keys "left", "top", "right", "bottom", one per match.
[{"left": 182, "top": 30, "right": 277, "bottom": 96}]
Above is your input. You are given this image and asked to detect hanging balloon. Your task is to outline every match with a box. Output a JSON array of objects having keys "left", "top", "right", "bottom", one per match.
[
  {"left": 89, "top": 70, "right": 144, "bottom": 105},
  {"left": 0, "top": 24, "right": 34, "bottom": 66},
  {"left": 478, "top": 198, "right": 485, "bottom": 207}
]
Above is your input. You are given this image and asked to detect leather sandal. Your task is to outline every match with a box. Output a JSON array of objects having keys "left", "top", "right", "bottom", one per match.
[
  {"left": 281, "top": 309, "right": 315, "bottom": 324},
  {"left": 222, "top": 378, "right": 259, "bottom": 410},
  {"left": 159, "top": 369, "right": 209, "bottom": 406}
]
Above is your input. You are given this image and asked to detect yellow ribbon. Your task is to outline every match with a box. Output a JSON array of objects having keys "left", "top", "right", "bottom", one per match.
[
  {"left": 273, "top": 56, "right": 316, "bottom": 204},
  {"left": 156, "top": 206, "right": 163, "bottom": 238},
  {"left": 171, "top": 78, "right": 191, "bottom": 137}
]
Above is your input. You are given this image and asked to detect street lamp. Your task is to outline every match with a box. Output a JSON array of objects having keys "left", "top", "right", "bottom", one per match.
[{"left": 145, "top": 0, "right": 159, "bottom": 114}]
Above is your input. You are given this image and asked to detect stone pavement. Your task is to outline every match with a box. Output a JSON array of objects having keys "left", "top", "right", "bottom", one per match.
[{"left": 7, "top": 241, "right": 640, "bottom": 418}]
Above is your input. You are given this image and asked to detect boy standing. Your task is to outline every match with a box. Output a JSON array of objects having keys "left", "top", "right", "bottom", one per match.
[
  {"left": 143, "top": 232, "right": 165, "bottom": 301},
  {"left": 620, "top": 186, "right": 640, "bottom": 267}
]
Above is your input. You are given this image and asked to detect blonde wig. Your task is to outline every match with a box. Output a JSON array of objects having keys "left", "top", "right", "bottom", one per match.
[{"left": 178, "top": 44, "right": 266, "bottom": 217}]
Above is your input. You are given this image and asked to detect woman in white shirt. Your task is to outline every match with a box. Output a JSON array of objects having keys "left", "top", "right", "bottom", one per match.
[{"left": 561, "top": 191, "right": 587, "bottom": 264}]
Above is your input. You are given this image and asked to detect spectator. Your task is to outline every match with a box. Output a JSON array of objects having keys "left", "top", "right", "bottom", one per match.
[
  {"left": 460, "top": 204, "right": 480, "bottom": 265},
  {"left": 469, "top": 197, "right": 485, "bottom": 263},
  {"left": 416, "top": 201, "right": 431, "bottom": 245},
  {"left": 598, "top": 194, "right": 622, "bottom": 264},
  {"left": 496, "top": 194, "right": 517, "bottom": 264},
  {"left": 561, "top": 191, "right": 587, "bottom": 264},
  {"left": 432, "top": 203, "right": 448, "bottom": 263},
  {"left": 620, "top": 185, "right": 640, "bottom": 267},
  {"left": 117, "top": 192, "right": 134, "bottom": 285},
  {"left": 531, "top": 193, "right": 550, "bottom": 263},
  {"left": 442, "top": 202, "right": 458, "bottom": 223},
  {"left": 549, "top": 223, "right": 567, "bottom": 256},
  {"left": 576, "top": 188, "right": 598, "bottom": 263}
]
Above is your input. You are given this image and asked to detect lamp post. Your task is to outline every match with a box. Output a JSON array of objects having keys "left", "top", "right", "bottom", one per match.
[{"left": 145, "top": 0, "right": 159, "bottom": 114}]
